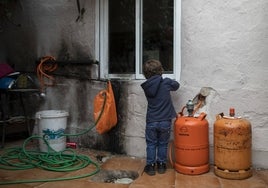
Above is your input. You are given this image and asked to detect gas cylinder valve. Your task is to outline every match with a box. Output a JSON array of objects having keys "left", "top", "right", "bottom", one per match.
[{"left": 186, "top": 100, "right": 194, "bottom": 117}]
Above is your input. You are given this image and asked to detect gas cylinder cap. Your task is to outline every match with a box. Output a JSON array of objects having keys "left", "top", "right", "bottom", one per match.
[{"left": 229, "top": 108, "right": 235, "bottom": 117}]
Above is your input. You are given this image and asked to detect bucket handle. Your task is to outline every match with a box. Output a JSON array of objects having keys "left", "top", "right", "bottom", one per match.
[{"left": 36, "top": 114, "right": 41, "bottom": 120}]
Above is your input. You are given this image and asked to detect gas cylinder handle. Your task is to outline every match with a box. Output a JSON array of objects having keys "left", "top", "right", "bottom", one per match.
[
  {"left": 179, "top": 100, "right": 204, "bottom": 117},
  {"left": 197, "top": 112, "right": 207, "bottom": 120},
  {"left": 178, "top": 106, "right": 186, "bottom": 117},
  {"left": 216, "top": 112, "right": 224, "bottom": 120}
]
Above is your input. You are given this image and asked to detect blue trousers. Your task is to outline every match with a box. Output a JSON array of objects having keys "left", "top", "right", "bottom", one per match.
[{"left": 145, "top": 120, "right": 171, "bottom": 165}]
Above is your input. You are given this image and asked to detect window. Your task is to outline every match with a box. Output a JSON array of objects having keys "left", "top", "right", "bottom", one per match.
[{"left": 96, "top": 0, "right": 181, "bottom": 80}]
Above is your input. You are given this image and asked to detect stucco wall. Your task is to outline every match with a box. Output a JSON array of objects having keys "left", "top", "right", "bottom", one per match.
[
  {"left": 180, "top": 0, "right": 268, "bottom": 168},
  {"left": 124, "top": 0, "right": 268, "bottom": 169},
  {"left": 0, "top": 0, "right": 267, "bottom": 168}
]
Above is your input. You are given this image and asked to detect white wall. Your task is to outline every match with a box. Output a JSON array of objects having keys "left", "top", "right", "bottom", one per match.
[{"left": 124, "top": 0, "right": 268, "bottom": 169}]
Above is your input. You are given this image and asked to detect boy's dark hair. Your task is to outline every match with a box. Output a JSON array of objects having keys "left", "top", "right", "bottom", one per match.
[{"left": 143, "top": 59, "right": 164, "bottom": 79}]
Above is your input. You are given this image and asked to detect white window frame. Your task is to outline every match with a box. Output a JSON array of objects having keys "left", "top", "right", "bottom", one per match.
[{"left": 96, "top": 0, "right": 181, "bottom": 81}]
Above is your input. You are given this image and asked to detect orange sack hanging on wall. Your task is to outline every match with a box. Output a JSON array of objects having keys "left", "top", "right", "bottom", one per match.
[{"left": 93, "top": 81, "right": 117, "bottom": 134}]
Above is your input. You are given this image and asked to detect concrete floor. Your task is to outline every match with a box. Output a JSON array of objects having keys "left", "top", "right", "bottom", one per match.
[{"left": 0, "top": 139, "right": 268, "bottom": 188}]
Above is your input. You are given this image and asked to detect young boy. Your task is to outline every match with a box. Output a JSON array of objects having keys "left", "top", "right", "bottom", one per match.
[{"left": 141, "top": 59, "right": 180, "bottom": 175}]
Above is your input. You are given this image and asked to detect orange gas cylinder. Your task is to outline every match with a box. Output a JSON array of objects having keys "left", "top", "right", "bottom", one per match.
[
  {"left": 214, "top": 108, "right": 252, "bottom": 179},
  {"left": 173, "top": 102, "right": 209, "bottom": 175}
]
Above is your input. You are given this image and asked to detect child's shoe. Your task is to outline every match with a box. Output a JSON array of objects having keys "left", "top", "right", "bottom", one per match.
[
  {"left": 144, "top": 164, "right": 156, "bottom": 176},
  {"left": 157, "top": 162, "right": 167, "bottom": 174}
]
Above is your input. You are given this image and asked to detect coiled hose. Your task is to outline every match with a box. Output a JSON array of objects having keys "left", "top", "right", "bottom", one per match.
[
  {"left": 0, "top": 85, "right": 108, "bottom": 185},
  {"left": 37, "top": 56, "right": 58, "bottom": 93},
  {"left": 0, "top": 135, "right": 100, "bottom": 185}
]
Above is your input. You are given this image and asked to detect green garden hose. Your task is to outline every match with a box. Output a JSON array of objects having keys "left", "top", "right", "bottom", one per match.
[
  {"left": 0, "top": 87, "right": 108, "bottom": 185},
  {"left": 0, "top": 127, "right": 100, "bottom": 185}
]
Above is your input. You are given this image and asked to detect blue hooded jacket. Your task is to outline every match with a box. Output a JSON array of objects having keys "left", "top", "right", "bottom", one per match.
[{"left": 141, "top": 75, "right": 180, "bottom": 123}]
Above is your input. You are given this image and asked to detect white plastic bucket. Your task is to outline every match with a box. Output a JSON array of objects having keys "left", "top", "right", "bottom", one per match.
[{"left": 36, "top": 110, "right": 69, "bottom": 152}]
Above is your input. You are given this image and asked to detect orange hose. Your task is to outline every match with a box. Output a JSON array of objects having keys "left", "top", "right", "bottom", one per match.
[
  {"left": 168, "top": 140, "right": 175, "bottom": 168},
  {"left": 37, "top": 56, "right": 58, "bottom": 92},
  {"left": 192, "top": 100, "right": 203, "bottom": 115}
]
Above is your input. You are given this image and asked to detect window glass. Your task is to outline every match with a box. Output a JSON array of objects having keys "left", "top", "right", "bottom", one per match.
[
  {"left": 143, "top": 0, "right": 174, "bottom": 74},
  {"left": 109, "top": 0, "right": 135, "bottom": 74},
  {"left": 105, "top": 0, "right": 176, "bottom": 78}
]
